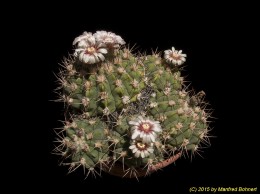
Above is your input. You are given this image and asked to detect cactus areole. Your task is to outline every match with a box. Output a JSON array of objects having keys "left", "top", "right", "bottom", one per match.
[{"left": 53, "top": 31, "right": 211, "bottom": 179}]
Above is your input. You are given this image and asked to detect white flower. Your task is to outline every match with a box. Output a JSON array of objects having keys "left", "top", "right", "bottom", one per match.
[
  {"left": 73, "top": 32, "right": 93, "bottom": 46},
  {"left": 94, "top": 31, "right": 125, "bottom": 48},
  {"left": 129, "top": 116, "right": 162, "bottom": 142},
  {"left": 73, "top": 32, "right": 107, "bottom": 64},
  {"left": 129, "top": 140, "right": 154, "bottom": 158},
  {"left": 164, "top": 47, "right": 187, "bottom": 65}
]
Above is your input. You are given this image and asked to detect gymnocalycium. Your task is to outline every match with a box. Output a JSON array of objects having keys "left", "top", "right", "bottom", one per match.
[{"left": 53, "top": 30, "right": 211, "bottom": 179}]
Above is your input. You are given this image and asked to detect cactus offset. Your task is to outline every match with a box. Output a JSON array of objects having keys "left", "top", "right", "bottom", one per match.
[{"left": 53, "top": 31, "right": 212, "bottom": 178}]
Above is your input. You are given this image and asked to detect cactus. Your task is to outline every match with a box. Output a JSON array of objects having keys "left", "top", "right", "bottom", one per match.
[{"left": 53, "top": 30, "right": 211, "bottom": 179}]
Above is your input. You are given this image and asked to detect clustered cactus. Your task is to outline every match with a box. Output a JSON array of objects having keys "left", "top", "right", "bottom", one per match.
[{"left": 54, "top": 30, "right": 211, "bottom": 179}]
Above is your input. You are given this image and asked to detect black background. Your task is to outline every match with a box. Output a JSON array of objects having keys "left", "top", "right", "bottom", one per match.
[{"left": 31, "top": 2, "right": 259, "bottom": 193}]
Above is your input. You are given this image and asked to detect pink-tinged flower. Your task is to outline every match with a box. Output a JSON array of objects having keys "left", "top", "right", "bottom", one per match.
[
  {"left": 129, "top": 116, "right": 162, "bottom": 143},
  {"left": 129, "top": 140, "right": 154, "bottom": 158},
  {"left": 94, "top": 31, "right": 125, "bottom": 48},
  {"left": 73, "top": 32, "right": 93, "bottom": 47},
  {"left": 73, "top": 33, "right": 107, "bottom": 64},
  {"left": 164, "top": 47, "right": 187, "bottom": 65}
]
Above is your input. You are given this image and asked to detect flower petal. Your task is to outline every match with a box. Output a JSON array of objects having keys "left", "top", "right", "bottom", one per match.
[
  {"left": 150, "top": 134, "right": 155, "bottom": 142},
  {"left": 147, "top": 148, "right": 154, "bottom": 153},
  {"left": 88, "top": 55, "right": 96, "bottom": 64},
  {"left": 137, "top": 116, "right": 145, "bottom": 122},
  {"left": 78, "top": 40, "right": 88, "bottom": 47},
  {"left": 98, "top": 48, "right": 108, "bottom": 54},
  {"left": 83, "top": 54, "right": 90, "bottom": 63},
  {"left": 135, "top": 151, "right": 140, "bottom": 158},
  {"left": 132, "top": 130, "right": 139, "bottom": 139},
  {"left": 132, "top": 148, "right": 138, "bottom": 153},
  {"left": 97, "top": 53, "right": 105, "bottom": 61},
  {"left": 129, "top": 121, "right": 140, "bottom": 126},
  {"left": 87, "top": 36, "right": 96, "bottom": 45},
  {"left": 152, "top": 132, "right": 157, "bottom": 138}
]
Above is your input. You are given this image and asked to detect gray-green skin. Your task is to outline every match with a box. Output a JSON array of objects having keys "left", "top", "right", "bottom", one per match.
[{"left": 57, "top": 47, "right": 209, "bottom": 176}]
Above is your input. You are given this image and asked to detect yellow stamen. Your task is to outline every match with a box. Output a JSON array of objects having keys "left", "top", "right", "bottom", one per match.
[
  {"left": 137, "top": 142, "right": 146, "bottom": 149},
  {"left": 142, "top": 123, "right": 150, "bottom": 130},
  {"left": 87, "top": 47, "right": 96, "bottom": 54}
]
